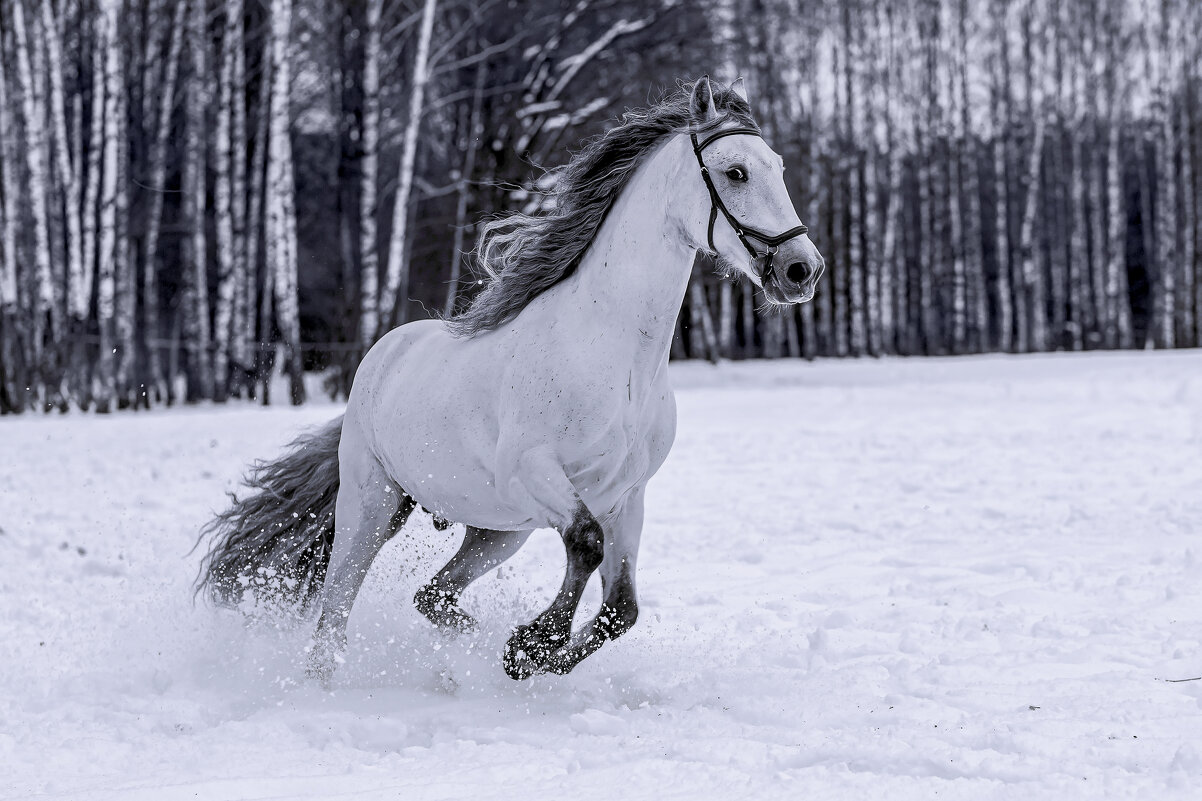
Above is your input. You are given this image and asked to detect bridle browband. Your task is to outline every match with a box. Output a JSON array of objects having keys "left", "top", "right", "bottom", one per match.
[{"left": 690, "top": 126, "right": 808, "bottom": 285}]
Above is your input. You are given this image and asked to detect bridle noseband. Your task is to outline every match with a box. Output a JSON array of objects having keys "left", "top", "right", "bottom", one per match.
[{"left": 690, "top": 127, "right": 809, "bottom": 285}]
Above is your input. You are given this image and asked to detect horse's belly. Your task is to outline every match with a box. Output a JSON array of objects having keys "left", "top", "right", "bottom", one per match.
[{"left": 376, "top": 392, "right": 539, "bottom": 530}]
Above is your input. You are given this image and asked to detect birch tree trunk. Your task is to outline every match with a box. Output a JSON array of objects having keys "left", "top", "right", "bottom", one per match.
[
  {"left": 358, "top": 0, "right": 383, "bottom": 347},
  {"left": 247, "top": 38, "right": 273, "bottom": 398},
  {"left": 444, "top": 56, "right": 487, "bottom": 318},
  {"left": 1101, "top": 0, "right": 1128, "bottom": 348},
  {"left": 114, "top": 75, "right": 134, "bottom": 408},
  {"left": 798, "top": 27, "right": 819, "bottom": 359},
  {"left": 688, "top": 279, "right": 720, "bottom": 363},
  {"left": 0, "top": 61, "right": 16, "bottom": 316},
  {"left": 381, "top": 0, "right": 438, "bottom": 329},
  {"left": 863, "top": 0, "right": 884, "bottom": 356},
  {"left": 915, "top": 60, "right": 935, "bottom": 351},
  {"left": 42, "top": 1, "right": 83, "bottom": 346},
  {"left": 994, "top": 110, "right": 1017, "bottom": 351},
  {"left": 1066, "top": 30, "right": 1090, "bottom": 351},
  {"left": 82, "top": 11, "right": 104, "bottom": 333},
  {"left": 734, "top": 280, "right": 749, "bottom": 357},
  {"left": 1086, "top": 8, "right": 1107, "bottom": 348},
  {"left": 141, "top": 0, "right": 186, "bottom": 405},
  {"left": 717, "top": 282, "right": 735, "bottom": 358},
  {"left": 1046, "top": 2, "right": 1068, "bottom": 349},
  {"left": 844, "top": 0, "right": 866, "bottom": 356},
  {"left": 94, "top": 0, "right": 121, "bottom": 412},
  {"left": 946, "top": 36, "right": 968, "bottom": 353},
  {"left": 1179, "top": 83, "right": 1195, "bottom": 346},
  {"left": 880, "top": 1, "right": 906, "bottom": 355},
  {"left": 797, "top": 146, "right": 817, "bottom": 359},
  {"left": 183, "top": 0, "right": 213, "bottom": 400},
  {"left": 1188, "top": 1, "right": 1202, "bottom": 347},
  {"left": 831, "top": 40, "right": 849, "bottom": 356},
  {"left": 266, "top": 0, "right": 305, "bottom": 404},
  {"left": 1104, "top": 121, "right": 1132, "bottom": 349},
  {"left": 1173, "top": 0, "right": 1195, "bottom": 346},
  {"left": 1015, "top": 2, "right": 1048, "bottom": 351},
  {"left": 12, "top": 0, "right": 56, "bottom": 380},
  {"left": 212, "top": 0, "right": 244, "bottom": 401},
  {"left": 111, "top": 20, "right": 136, "bottom": 409},
  {"left": 1150, "top": 0, "right": 1176, "bottom": 349},
  {"left": 957, "top": 0, "right": 987, "bottom": 352},
  {"left": 1017, "top": 113, "right": 1049, "bottom": 352},
  {"left": 0, "top": 45, "right": 24, "bottom": 411},
  {"left": 228, "top": 0, "right": 250, "bottom": 393}
]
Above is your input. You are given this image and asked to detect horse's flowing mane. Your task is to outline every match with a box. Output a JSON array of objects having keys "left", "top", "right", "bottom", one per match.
[{"left": 447, "top": 79, "right": 759, "bottom": 337}]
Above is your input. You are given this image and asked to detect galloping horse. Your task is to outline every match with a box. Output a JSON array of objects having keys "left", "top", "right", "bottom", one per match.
[{"left": 198, "top": 77, "right": 824, "bottom": 681}]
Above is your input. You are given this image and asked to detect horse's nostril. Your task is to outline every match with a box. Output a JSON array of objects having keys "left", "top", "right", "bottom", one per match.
[{"left": 785, "top": 262, "right": 810, "bottom": 284}]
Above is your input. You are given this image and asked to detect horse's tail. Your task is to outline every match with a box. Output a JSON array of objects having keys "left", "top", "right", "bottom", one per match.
[{"left": 195, "top": 415, "right": 344, "bottom": 610}]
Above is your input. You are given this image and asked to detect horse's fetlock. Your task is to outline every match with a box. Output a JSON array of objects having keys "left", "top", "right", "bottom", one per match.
[
  {"left": 597, "top": 599, "right": 638, "bottom": 640},
  {"left": 415, "top": 583, "right": 456, "bottom": 615}
]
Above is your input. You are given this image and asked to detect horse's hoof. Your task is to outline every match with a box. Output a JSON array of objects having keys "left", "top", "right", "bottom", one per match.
[
  {"left": 305, "top": 631, "right": 344, "bottom": 689},
  {"left": 503, "top": 623, "right": 555, "bottom": 680},
  {"left": 305, "top": 655, "right": 336, "bottom": 689},
  {"left": 503, "top": 647, "right": 536, "bottom": 680},
  {"left": 414, "top": 585, "right": 477, "bottom": 634}
]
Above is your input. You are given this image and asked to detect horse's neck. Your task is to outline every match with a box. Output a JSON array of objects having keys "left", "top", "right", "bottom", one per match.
[{"left": 567, "top": 137, "right": 698, "bottom": 376}]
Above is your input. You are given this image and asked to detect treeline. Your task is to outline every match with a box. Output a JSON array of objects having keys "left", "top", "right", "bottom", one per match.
[
  {"left": 0, "top": 0, "right": 704, "bottom": 413},
  {"left": 0, "top": 1, "right": 1199, "bottom": 414},
  {"left": 692, "top": 0, "right": 1201, "bottom": 360}
]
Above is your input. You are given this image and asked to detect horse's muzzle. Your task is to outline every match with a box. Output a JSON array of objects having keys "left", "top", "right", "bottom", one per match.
[{"left": 764, "top": 254, "right": 824, "bottom": 305}]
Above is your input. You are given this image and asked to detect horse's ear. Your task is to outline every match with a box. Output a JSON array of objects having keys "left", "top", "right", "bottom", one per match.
[
  {"left": 730, "top": 77, "right": 749, "bottom": 103},
  {"left": 690, "top": 76, "right": 718, "bottom": 124}
]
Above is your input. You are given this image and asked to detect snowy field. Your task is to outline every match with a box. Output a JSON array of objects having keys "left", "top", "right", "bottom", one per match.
[{"left": 3, "top": 350, "right": 1202, "bottom": 800}]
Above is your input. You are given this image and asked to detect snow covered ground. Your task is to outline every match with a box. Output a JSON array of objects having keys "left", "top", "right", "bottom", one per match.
[{"left": 3, "top": 350, "right": 1202, "bottom": 800}]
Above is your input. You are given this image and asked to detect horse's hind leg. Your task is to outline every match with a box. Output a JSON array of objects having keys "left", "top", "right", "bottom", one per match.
[
  {"left": 308, "top": 423, "right": 414, "bottom": 683},
  {"left": 415, "top": 526, "right": 533, "bottom": 632}
]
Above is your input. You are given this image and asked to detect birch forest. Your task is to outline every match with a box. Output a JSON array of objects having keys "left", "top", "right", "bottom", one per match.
[{"left": 0, "top": 0, "right": 1199, "bottom": 413}]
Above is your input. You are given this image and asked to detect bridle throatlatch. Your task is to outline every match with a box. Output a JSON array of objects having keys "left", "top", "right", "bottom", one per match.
[{"left": 691, "top": 127, "right": 809, "bottom": 285}]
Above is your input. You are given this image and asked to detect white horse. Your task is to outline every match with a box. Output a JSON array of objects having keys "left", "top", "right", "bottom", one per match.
[{"left": 198, "top": 77, "right": 824, "bottom": 681}]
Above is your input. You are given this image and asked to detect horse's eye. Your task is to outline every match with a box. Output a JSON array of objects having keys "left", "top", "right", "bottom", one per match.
[{"left": 725, "top": 166, "right": 748, "bottom": 182}]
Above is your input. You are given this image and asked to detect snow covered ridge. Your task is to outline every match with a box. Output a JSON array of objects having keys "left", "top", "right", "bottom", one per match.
[{"left": 3, "top": 352, "right": 1201, "bottom": 800}]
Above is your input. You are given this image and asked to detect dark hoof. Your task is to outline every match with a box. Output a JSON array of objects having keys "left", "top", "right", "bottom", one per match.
[
  {"left": 503, "top": 621, "right": 568, "bottom": 680},
  {"left": 414, "top": 585, "right": 477, "bottom": 633}
]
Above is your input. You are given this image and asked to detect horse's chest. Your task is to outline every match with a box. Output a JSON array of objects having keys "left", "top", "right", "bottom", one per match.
[{"left": 562, "top": 385, "right": 676, "bottom": 506}]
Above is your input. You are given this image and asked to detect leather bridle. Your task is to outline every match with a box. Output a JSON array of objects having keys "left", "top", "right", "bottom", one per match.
[{"left": 690, "top": 126, "right": 809, "bottom": 285}]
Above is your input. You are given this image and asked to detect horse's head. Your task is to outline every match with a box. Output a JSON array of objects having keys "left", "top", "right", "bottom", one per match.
[{"left": 683, "top": 77, "right": 824, "bottom": 305}]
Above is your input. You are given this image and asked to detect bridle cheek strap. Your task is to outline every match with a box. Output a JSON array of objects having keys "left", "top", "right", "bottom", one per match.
[{"left": 691, "top": 128, "right": 809, "bottom": 285}]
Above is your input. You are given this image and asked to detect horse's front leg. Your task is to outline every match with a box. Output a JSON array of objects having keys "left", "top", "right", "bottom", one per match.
[
  {"left": 544, "top": 487, "right": 643, "bottom": 675},
  {"left": 503, "top": 500, "right": 604, "bottom": 679}
]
